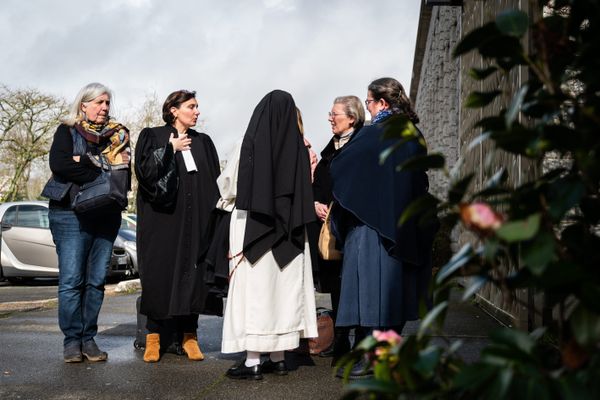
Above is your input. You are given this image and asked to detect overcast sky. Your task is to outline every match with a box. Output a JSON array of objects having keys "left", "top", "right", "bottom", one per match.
[{"left": 0, "top": 0, "right": 420, "bottom": 159}]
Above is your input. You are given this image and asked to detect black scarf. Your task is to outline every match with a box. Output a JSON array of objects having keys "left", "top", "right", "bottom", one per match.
[{"left": 236, "top": 90, "right": 316, "bottom": 268}]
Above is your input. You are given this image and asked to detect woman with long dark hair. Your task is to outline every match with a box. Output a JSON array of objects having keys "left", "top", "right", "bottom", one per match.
[{"left": 330, "top": 77, "right": 436, "bottom": 378}]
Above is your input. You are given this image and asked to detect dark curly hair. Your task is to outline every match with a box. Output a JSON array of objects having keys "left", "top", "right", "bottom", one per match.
[{"left": 368, "top": 77, "right": 419, "bottom": 124}]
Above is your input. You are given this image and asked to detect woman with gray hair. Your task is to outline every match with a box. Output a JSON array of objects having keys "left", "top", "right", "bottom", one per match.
[
  {"left": 46, "top": 82, "right": 131, "bottom": 363},
  {"left": 311, "top": 95, "right": 364, "bottom": 359}
]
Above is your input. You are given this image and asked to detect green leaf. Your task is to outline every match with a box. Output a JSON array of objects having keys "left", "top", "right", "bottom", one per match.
[
  {"left": 472, "top": 186, "right": 511, "bottom": 199},
  {"left": 462, "top": 275, "right": 488, "bottom": 300},
  {"left": 547, "top": 178, "right": 585, "bottom": 221},
  {"left": 505, "top": 84, "right": 528, "bottom": 127},
  {"left": 490, "top": 125, "right": 538, "bottom": 156},
  {"left": 379, "top": 137, "right": 414, "bottom": 165},
  {"left": 486, "top": 368, "right": 514, "bottom": 399},
  {"left": 448, "top": 173, "right": 474, "bottom": 204},
  {"left": 453, "top": 364, "right": 496, "bottom": 390},
  {"left": 496, "top": 213, "right": 541, "bottom": 242},
  {"left": 418, "top": 301, "right": 448, "bottom": 339},
  {"left": 399, "top": 193, "right": 440, "bottom": 226},
  {"left": 479, "top": 35, "right": 523, "bottom": 61},
  {"left": 580, "top": 196, "right": 600, "bottom": 224},
  {"left": 469, "top": 66, "right": 498, "bottom": 80},
  {"left": 522, "top": 231, "right": 557, "bottom": 276},
  {"left": 467, "top": 132, "right": 492, "bottom": 151},
  {"left": 396, "top": 153, "right": 445, "bottom": 172},
  {"left": 373, "top": 361, "right": 391, "bottom": 381},
  {"left": 381, "top": 114, "right": 416, "bottom": 140},
  {"left": 437, "top": 243, "right": 475, "bottom": 283},
  {"left": 344, "top": 379, "right": 400, "bottom": 396},
  {"left": 542, "top": 124, "right": 580, "bottom": 152},
  {"left": 570, "top": 306, "right": 600, "bottom": 347},
  {"left": 413, "top": 347, "right": 442, "bottom": 378},
  {"left": 448, "top": 339, "right": 464, "bottom": 354},
  {"left": 484, "top": 168, "right": 508, "bottom": 189},
  {"left": 474, "top": 116, "right": 505, "bottom": 131},
  {"left": 580, "top": 283, "right": 600, "bottom": 314},
  {"left": 482, "top": 238, "right": 501, "bottom": 262},
  {"left": 496, "top": 9, "right": 529, "bottom": 37},
  {"left": 465, "top": 90, "right": 502, "bottom": 108},
  {"left": 489, "top": 328, "right": 535, "bottom": 354},
  {"left": 356, "top": 335, "right": 378, "bottom": 351},
  {"left": 454, "top": 22, "right": 500, "bottom": 57}
]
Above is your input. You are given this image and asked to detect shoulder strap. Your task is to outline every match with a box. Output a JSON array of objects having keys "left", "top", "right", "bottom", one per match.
[{"left": 70, "top": 127, "right": 87, "bottom": 156}]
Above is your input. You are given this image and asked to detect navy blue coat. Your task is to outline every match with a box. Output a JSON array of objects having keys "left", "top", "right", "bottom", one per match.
[{"left": 330, "top": 116, "right": 435, "bottom": 266}]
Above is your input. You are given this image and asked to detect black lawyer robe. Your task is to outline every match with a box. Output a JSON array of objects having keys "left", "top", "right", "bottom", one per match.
[{"left": 135, "top": 125, "right": 220, "bottom": 319}]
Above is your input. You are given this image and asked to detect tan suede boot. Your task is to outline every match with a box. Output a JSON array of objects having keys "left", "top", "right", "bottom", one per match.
[
  {"left": 143, "top": 333, "right": 160, "bottom": 363},
  {"left": 182, "top": 333, "right": 204, "bottom": 361}
]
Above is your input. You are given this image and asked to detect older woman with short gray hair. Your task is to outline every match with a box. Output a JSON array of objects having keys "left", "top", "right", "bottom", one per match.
[{"left": 311, "top": 95, "right": 364, "bottom": 359}]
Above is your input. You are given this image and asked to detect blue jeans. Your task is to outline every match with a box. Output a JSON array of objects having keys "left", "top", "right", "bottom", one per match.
[{"left": 49, "top": 209, "right": 120, "bottom": 346}]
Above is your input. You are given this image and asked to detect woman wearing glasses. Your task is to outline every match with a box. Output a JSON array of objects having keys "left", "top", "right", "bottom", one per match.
[
  {"left": 312, "top": 96, "right": 364, "bottom": 359},
  {"left": 135, "top": 90, "right": 220, "bottom": 363},
  {"left": 330, "top": 78, "right": 437, "bottom": 378}
]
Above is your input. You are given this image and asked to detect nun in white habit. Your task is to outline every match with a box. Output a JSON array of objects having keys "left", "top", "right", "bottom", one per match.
[{"left": 218, "top": 90, "right": 318, "bottom": 380}]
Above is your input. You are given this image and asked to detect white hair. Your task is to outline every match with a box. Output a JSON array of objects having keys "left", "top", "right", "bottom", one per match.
[{"left": 61, "top": 82, "right": 113, "bottom": 126}]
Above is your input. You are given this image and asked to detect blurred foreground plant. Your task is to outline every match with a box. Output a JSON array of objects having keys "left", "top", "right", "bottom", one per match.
[{"left": 340, "top": 1, "right": 600, "bottom": 398}]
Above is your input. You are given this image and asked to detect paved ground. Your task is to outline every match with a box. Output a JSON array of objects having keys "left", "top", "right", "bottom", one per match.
[{"left": 0, "top": 283, "right": 501, "bottom": 400}]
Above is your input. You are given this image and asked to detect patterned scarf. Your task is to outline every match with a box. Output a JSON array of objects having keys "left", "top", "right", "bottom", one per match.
[
  {"left": 372, "top": 109, "right": 393, "bottom": 124},
  {"left": 74, "top": 121, "right": 130, "bottom": 167}
]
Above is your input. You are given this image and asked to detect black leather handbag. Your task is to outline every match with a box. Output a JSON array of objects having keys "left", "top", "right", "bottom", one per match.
[
  {"left": 72, "top": 160, "right": 128, "bottom": 214},
  {"left": 41, "top": 175, "right": 73, "bottom": 201}
]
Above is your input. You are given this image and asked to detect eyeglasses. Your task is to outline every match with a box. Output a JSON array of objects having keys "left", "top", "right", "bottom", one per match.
[
  {"left": 328, "top": 112, "right": 347, "bottom": 118},
  {"left": 365, "top": 99, "right": 377, "bottom": 107}
]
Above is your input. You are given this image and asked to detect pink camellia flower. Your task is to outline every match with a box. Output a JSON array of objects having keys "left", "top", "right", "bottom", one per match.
[
  {"left": 373, "top": 330, "right": 402, "bottom": 358},
  {"left": 372, "top": 329, "right": 402, "bottom": 346},
  {"left": 460, "top": 202, "right": 504, "bottom": 235}
]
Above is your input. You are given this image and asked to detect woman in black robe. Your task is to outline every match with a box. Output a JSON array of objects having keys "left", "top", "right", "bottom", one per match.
[{"left": 135, "top": 90, "right": 220, "bottom": 363}]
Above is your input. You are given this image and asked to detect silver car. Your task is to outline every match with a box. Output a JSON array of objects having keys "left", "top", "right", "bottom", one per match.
[
  {"left": 0, "top": 201, "right": 131, "bottom": 282},
  {"left": 114, "top": 228, "right": 137, "bottom": 275}
]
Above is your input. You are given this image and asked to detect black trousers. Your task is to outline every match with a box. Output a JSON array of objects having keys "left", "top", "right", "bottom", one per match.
[{"left": 146, "top": 314, "right": 199, "bottom": 335}]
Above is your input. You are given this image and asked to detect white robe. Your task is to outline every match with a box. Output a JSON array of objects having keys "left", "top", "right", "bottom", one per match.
[{"left": 218, "top": 143, "right": 318, "bottom": 353}]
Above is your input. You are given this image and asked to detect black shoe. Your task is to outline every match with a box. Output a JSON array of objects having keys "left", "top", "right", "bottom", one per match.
[
  {"left": 261, "top": 359, "right": 288, "bottom": 375},
  {"left": 319, "top": 343, "right": 336, "bottom": 358},
  {"left": 82, "top": 339, "right": 108, "bottom": 362},
  {"left": 63, "top": 342, "right": 83, "bottom": 363},
  {"left": 335, "top": 358, "right": 373, "bottom": 380},
  {"left": 320, "top": 334, "right": 351, "bottom": 358},
  {"left": 226, "top": 360, "right": 263, "bottom": 380}
]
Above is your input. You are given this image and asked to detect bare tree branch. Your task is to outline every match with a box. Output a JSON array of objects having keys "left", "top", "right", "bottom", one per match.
[{"left": 0, "top": 85, "right": 67, "bottom": 201}]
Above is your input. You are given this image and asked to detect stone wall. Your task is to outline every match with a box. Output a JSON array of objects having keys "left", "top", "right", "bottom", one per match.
[
  {"left": 414, "top": 6, "right": 461, "bottom": 201},
  {"left": 412, "top": 0, "right": 541, "bottom": 329}
]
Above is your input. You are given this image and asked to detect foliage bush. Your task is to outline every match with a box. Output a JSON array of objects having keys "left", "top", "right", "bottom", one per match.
[{"left": 340, "top": 1, "right": 600, "bottom": 398}]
